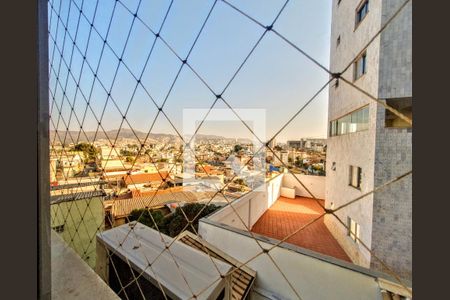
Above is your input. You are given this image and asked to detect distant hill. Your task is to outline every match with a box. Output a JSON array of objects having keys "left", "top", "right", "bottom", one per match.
[
  {"left": 50, "top": 128, "right": 166, "bottom": 143},
  {"left": 50, "top": 128, "right": 252, "bottom": 144}
]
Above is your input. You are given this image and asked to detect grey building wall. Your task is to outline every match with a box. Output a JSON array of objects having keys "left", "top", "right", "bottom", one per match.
[
  {"left": 325, "top": 0, "right": 383, "bottom": 269},
  {"left": 326, "top": 0, "right": 412, "bottom": 281},
  {"left": 371, "top": 110, "right": 412, "bottom": 280},
  {"left": 371, "top": 0, "right": 412, "bottom": 281},
  {"left": 378, "top": 0, "right": 412, "bottom": 99}
]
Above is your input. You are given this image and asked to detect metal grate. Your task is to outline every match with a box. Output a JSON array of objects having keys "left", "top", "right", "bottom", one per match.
[{"left": 48, "top": 0, "right": 412, "bottom": 299}]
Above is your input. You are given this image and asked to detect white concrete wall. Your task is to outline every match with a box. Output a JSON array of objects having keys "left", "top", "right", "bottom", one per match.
[
  {"left": 325, "top": 127, "right": 376, "bottom": 268},
  {"left": 282, "top": 173, "right": 326, "bottom": 199},
  {"left": 207, "top": 174, "right": 283, "bottom": 230},
  {"left": 198, "top": 221, "right": 382, "bottom": 300}
]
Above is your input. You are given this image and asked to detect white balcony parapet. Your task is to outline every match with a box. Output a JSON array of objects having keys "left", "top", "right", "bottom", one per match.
[
  {"left": 207, "top": 173, "right": 283, "bottom": 231},
  {"left": 51, "top": 231, "right": 119, "bottom": 300},
  {"left": 280, "top": 186, "right": 295, "bottom": 199}
]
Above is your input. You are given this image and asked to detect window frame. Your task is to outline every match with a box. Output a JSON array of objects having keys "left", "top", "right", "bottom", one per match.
[
  {"left": 52, "top": 224, "right": 65, "bottom": 233},
  {"left": 355, "top": 0, "right": 369, "bottom": 29},
  {"left": 353, "top": 51, "right": 367, "bottom": 81},
  {"left": 331, "top": 162, "right": 336, "bottom": 171},
  {"left": 347, "top": 217, "right": 361, "bottom": 243},
  {"left": 349, "top": 165, "right": 362, "bottom": 189},
  {"left": 334, "top": 78, "right": 340, "bottom": 89},
  {"left": 329, "top": 105, "right": 369, "bottom": 137}
]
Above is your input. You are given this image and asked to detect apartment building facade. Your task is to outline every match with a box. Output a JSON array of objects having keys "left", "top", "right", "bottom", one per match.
[{"left": 325, "top": 0, "right": 412, "bottom": 281}]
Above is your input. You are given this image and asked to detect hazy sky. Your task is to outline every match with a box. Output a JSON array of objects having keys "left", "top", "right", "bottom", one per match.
[{"left": 49, "top": 0, "right": 332, "bottom": 143}]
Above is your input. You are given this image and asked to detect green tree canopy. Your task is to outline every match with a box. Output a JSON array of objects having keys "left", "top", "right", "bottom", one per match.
[
  {"left": 234, "top": 144, "right": 243, "bottom": 153},
  {"left": 129, "top": 209, "right": 165, "bottom": 230},
  {"left": 71, "top": 143, "right": 98, "bottom": 163},
  {"left": 120, "top": 149, "right": 134, "bottom": 157},
  {"left": 233, "top": 178, "right": 247, "bottom": 187},
  {"left": 128, "top": 203, "right": 220, "bottom": 237}
]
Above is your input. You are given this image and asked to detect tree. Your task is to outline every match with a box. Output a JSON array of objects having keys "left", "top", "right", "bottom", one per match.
[
  {"left": 129, "top": 209, "right": 164, "bottom": 229},
  {"left": 166, "top": 203, "right": 219, "bottom": 237},
  {"left": 128, "top": 204, "right": 220, "bottom": 237},
  {"left": 233, "top": 144, "right": 243, "bottom": 153},
  {"left": 295, "top": 156, "right": 303, "bottom": 167},
  {"left": 120, "top": 149, "right": 134, "bottom": 157},
  {"left": 71, "top": 142, "right": 98, "bottom": 163},
  {"left": 233, "top": 178, "right": 248, "bottom": 187}
]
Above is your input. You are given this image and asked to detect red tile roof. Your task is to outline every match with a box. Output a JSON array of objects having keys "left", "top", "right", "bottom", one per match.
[
  {"left": 106, "top": 190, "right": 199, "bottom": 218},
  {"left": 131, "top": 186, "right": 184, "bottom": 198},
  {"left": 106, "top": 187, "right": 231, "bottom": 218},
  {"left": 251, "top": 196, "right": 351, "bottom": 262},
  {"left": 124, "top": 171, "right": 170, "bottom": 186}
]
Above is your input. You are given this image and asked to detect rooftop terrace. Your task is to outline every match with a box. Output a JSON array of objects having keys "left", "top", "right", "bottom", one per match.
[{"left": 251, "top": 196, "right": 351, "bottom": 262}]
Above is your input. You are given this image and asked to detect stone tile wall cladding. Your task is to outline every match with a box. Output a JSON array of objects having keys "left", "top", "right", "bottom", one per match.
[
  {"left": 326, "top": 0, "right": 412, "bottom": 281},
  {"left": 371, "top": 0, "right": 412, "bottom": 281}
]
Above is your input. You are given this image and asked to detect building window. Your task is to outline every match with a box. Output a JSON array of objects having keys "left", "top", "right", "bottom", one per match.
[
  {"left": 349, "top": 165, "right": 362, "bottom": 189},
  {"left": 354, "top": 51, "right": 367, "bottom": 80},
  {"left": 329, "top": 119, "right": 336, "bottom": 136},
  {"left": 355, "top": 0, "right": 369, "bottom": 27},
  {"left": 385, "top": 97, "right": 412, "bottom": 128},
  {"left": 337, "top": 35, "right": 341, "bottom": 47},
  {"left": 329, "top": 105, "right": 369, "bottom": 137},
  {"left": 52, "top": 224, "right": 65, "bottom": 233},
  {"left": 347, "top": 217, "right": 361, "bottom": 243}
]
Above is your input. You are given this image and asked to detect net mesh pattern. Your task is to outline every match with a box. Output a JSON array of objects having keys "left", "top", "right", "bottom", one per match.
[{"left": 48, "top": 0, "right": 412, "bottom": 299}]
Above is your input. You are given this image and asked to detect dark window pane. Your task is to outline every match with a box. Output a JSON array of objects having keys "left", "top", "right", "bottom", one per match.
[{"left": 356, "top": 1, "right": 369, "bottom": 25}]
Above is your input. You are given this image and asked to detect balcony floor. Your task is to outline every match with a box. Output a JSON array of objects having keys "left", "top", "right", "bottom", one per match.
[{"left": 251, "top": 196, "right": 351, "bottom": 262}]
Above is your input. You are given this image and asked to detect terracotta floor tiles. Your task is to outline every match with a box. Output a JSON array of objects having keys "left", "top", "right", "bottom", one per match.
[{"left": 251, "top": 196, "right": 351, "bottom": 262}]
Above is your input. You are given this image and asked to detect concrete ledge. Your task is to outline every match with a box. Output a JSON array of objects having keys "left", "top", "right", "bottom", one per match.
[
  {"left": 51, "top": 231, "right": 119, "bottom": 300},
  {"left": 200, "top": 217, "right": 398, "bottom": 282}
]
